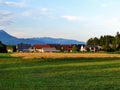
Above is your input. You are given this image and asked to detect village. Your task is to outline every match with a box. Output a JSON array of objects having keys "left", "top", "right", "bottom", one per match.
[{"left": 6, "top": 43, "right": 102, "bottom": 53}]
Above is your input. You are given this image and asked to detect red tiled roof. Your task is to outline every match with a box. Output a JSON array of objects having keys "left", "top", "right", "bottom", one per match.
[{"left": 33, "top": 44, "right": 50, "bottom": 49}]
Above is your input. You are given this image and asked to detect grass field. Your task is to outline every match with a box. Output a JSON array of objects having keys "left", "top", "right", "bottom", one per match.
[{"left": 0, "top": 53, "right": 120, "bottom": 90}]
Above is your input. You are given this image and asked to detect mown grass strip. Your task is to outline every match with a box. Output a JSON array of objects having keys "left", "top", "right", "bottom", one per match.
[{"left": 1, "top": 59, "right": 120, "bottom": 71}]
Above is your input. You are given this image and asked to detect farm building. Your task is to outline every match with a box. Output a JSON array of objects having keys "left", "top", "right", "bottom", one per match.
[
  {"left": 77, "top": 44, "right": 86, "bottom": 51},
  {"left": 61, "top": 45, "right": 73, "bottom": 52},
  {"left": 33, "top": 44, "right": 49, "bottom": 52},
  {"left": 61, "top": 44, "right": 86, "bottom": 52},
  {"left": 16, "top": 43, "right": 32, "bottom": 52},
  {"left": 33, "top": 44, "right": 60, "bottom": 52},
  {"left": 48, "top": 44, "right": 61, "bottom": 50},
  {"left": 40, "top": 47, "right": 60, "bottom": 52},
  {"left": 83, "top": 45, "right": 100, "bottom": 52}
]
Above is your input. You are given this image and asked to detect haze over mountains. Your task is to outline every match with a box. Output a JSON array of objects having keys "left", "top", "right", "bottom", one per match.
[{"left": 0, "top": 30, "right": 85, "bottom": 45}]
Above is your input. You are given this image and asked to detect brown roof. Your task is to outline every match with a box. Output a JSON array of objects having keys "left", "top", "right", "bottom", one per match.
[
  {"left": 61, "top": 45, "right": 72, "bottom": 50},
  {"left": 34, "top": 44, "right": 50, "bottom": 49},
  {"left": 48, "top": 44, "right": 61, "bottom": 50}
]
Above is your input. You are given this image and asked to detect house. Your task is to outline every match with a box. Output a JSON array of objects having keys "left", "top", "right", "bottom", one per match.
[
  {"left": 84, "top": 45, "right": 100, "bottom": 52},
  {"left": 80, "top": 45, "right": 84, "bottom": 52},
  {"left": 33, "top": 44, "right": 60, "bottom": 52},
  {"left": 48, "top": 44, "right": 61, "bottom": 50},
  {"left": 61, "top": 45, "right": 72, "bottom": 52},
  {"left": 16, "top": 43, "right": 32, "bottom": 52},
  {"left": 41, "top": 47, "right": 60, "bottom": 52},
  {"left": 33, "top": 44, "right": 51, "bottom": 52},
  {"left": 76, "top": 44, "right": 85, "bottom": 52}
]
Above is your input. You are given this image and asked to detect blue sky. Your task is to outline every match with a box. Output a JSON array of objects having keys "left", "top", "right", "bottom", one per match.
[{"left": 0, "top": 0, "right": 120, "bottom": 41}]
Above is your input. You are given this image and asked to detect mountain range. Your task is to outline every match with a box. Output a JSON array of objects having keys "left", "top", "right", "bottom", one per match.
[{"left": 0, "top": 30, "right": 85, "bottom": 45}]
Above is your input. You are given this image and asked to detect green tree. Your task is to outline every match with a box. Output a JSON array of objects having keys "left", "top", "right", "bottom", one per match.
[
  {"left": 87, "top": 32, "right": 120, "bottom": 52},
  {"left": 115, "top": 32, "right": 120, "bottom": 50},
  {"left": 101, "top": 35, "right": 114, "bottom": 52},
  {"left": 72, "top": 45, "right": 77, "bottom": 52},
  {"left": 87, "top": 38, "right": 94, "bottom": 45},
  {"left": 93, "top": 37, "right": 100, "bottom": 45},
  {"left": 100, "top": 36, "right": 105, "bottom": 46},
  {"left": 104, "top": 36, "right": 111, "bottom": 51}
]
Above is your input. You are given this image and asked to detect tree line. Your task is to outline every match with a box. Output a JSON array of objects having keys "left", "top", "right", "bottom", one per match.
[
  {"left": 0, "top": 41, "right": 7, "bottom": 53},
  {"left": 87, "top": 32, "right": 120, "bottom": 52}
]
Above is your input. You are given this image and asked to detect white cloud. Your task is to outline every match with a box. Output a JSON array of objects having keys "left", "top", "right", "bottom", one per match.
[
  {"left": 21, "top": 8, "right": 56, "bottom": 20},
  {"left": 40, "top": 8, "right": 51, "bottom": 15},
  {"left": 37, "top": 7, "right": 56, "bottom": 19},
  {"left": 0, "top": 16, "right": 13, "bottom": 26},
  {"left": 62, "top": 15, "right": 88, "bottom": 21},
  {"left": 22, "top": 11, "right": 32, "bottom": 16},
  {"left": 62, "top": 15, "right": 120, "bottom": 27},
  {"left": 41, "top": 8, "right": 49, "bottom": 12},
  {"left": 0, "top": 11, "right": 12, "bottom": 16},
  {"left": 0, "top": 11, "right": 13, "bottom": 26},
  {"left": 2, "top": 1, "right": 26, "bottom": 7}
]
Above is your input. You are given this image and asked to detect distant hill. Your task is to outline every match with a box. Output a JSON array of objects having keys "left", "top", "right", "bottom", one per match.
[{"left": 0, "top": 30, "right": 85, "bottom": 45}]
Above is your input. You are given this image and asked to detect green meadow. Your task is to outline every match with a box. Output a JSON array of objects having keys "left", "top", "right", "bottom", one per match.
[{"left": 0, "top": 53, "right": 120, "bottom": 90}]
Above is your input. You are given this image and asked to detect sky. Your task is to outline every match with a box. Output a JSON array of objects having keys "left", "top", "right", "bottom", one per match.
[{"left": 0, "top": 0, "right": 120, "bottom": 42}]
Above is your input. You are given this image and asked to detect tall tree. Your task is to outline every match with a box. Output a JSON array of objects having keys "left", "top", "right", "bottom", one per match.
[
  {"left": 115, "top": 32, "right": 120, "bottom": 50},
  {"left": 87, "top": 38, "right": 94, "bottom": 45},
  {"left": 100, "top": 36, "right": 105, "bottom": 46},
  {"left": 93, "top": 37, "right": 100, "bottom": 45}
]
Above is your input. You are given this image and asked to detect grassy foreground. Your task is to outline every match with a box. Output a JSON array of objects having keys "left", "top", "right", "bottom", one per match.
[{"left": 0, "top": 53, "right": 120, "bottom": 90}]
